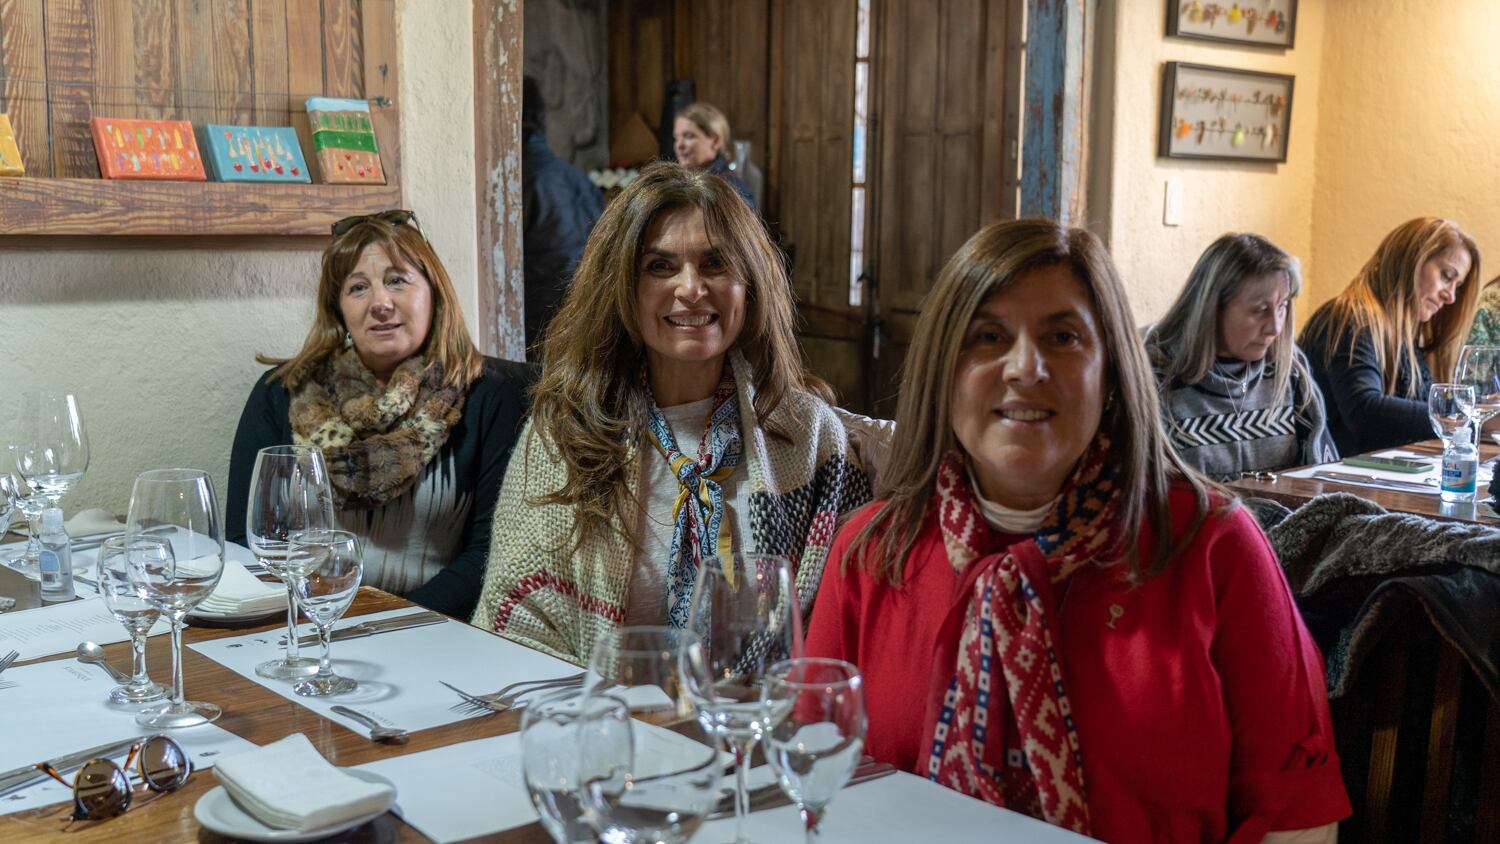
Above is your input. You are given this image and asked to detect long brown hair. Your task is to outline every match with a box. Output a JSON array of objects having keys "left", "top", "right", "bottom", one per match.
[
  {"left": 258, "top": 215, "right": 483, "bottom": 390},
  {"left": 1303, "top": 217, "right": 1481, "bottom": 393},
  {"left": 676, "top": 102, "right": 732, "bottom": 154},
  {"left": 848, "top": 219, "right": 1215, "bottom": 586},
  {"left": 529, "top": 160, "right": 819, "bottom": 551},
  {"left": 1146, "top": 232, "right": 1308, "bottom": 409}
]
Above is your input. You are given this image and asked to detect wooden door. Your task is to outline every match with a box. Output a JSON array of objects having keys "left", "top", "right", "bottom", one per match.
[{"left": 863, "top": 0, "right": 1019, "bottom": 417}]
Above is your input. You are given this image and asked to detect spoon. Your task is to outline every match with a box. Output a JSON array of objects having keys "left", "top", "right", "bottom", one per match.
[
  {"left": 330, "top": 705, "right": 409, "bottom": 744},
  {"left": 75, "top": 642, "right": 132, "bottom": 684}
]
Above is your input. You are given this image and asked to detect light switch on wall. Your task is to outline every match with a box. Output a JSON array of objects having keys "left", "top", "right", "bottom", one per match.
[{"left": 1163, "top": 178, "right": 1183, "bottom": 227}]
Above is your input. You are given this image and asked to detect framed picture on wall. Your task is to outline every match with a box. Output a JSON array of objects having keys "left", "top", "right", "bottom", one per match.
[
  {"left": 1158, "top": 62, "right": 1294, "bottom": 163},
  {"left": 1167, "top": 1, "right": 1297, "bottom": 49}
]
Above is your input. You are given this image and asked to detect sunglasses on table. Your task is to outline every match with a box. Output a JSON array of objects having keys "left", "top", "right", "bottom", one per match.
[
  {"left": 331, "top": 209, "right": 423, "bottom": 238},
  {"left": 36, "top": 734, "right": 192, "bottom": 821}
]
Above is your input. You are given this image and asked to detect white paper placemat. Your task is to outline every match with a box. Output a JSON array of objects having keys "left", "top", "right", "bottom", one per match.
[
  {"left": 188, "top": 608, "right": 580, "bottom": 737},
  {"left": 0, "top": 658, "right": 256, "bottom": 816},
  {"left": 1282, "top": 448, "right": 1495, "bottom": 495},
  {"left": 0, "top": 596, "right": 170, "bottom": 661}
]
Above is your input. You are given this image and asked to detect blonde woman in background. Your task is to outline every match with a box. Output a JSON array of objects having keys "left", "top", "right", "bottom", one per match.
[
  {"left": 1300, "top": 217, "right": 1481, "bottom": 454},
  {"left": 1144, "top": 233, "right": 1336, "bottom": 480},
  {"left": 672, "top": 101, "right": 756, "bottom": 210}
]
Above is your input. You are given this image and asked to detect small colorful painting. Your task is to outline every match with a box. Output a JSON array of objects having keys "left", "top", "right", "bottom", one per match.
[
  {"left": 1158, "top": 62, "right": 1294, "bottom": 163},
  {"left": 0, "top": 114, "right": 23, "bottom": 176},
  {"left": 90, "top": 117, "right": 207, "bottom": 180},
  {"left": 202, "top": 124, "right": 310, "bottom": 183},
  {"left": 305, "top": 97, "right": 386, "bottom": 185}
]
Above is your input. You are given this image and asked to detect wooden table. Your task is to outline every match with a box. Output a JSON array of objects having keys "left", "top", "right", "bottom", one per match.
[
  {"left": 1228, "top": 439, "right": 1500, "bottom": 524},
  {"left": 0, "top": 578, "right": 556, "bottom": 843}
]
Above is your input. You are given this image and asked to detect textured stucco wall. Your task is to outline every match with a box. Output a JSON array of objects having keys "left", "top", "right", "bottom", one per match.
[
  {"left": 0, "top": 0, "right": 479, "bottom": 518},
  {"left": 1095, "top": 0, "right": 1326, "bottom": 324},
  {"left": 1308, "top": 0, "right": 1500, "bottom": 312}
]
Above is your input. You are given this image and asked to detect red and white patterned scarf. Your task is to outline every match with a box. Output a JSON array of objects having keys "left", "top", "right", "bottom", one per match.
[{"left": 921, "top": 436, "right": 1122, "bottom": 836}]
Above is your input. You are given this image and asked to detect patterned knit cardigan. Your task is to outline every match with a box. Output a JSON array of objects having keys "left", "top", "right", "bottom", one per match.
[{"left": 471, "top": 354, "right": 876, "bottom": 664}]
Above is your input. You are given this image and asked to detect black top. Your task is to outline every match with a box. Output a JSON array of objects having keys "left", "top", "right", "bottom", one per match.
[
  {"left": 1300, "top": 305, "right": 1434, "bottom": 455},
  {"left": 523, "top": 131, "right": 604, "bottom": 359},
  {"left": 225, "top": 356, "right": 537, "bottom": 619}
]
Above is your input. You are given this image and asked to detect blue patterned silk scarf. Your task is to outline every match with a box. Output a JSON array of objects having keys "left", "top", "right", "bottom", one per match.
[{"left": 644, "top": 370, "right": 743, "bottom": 628}]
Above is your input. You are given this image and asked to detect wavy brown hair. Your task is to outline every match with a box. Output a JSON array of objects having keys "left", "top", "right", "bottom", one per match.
[
  {"left": 530, "top": 160, "right": 820, "bottom": 551},
  {"left": 258, "top": 215, "right": 483, "bottom": 390},
  {"left": 1302, "top": 217, "right": 1481, "bottom": 394},
  {"left": 847, "top": 219, "right": 1216, "bottom": 587}
]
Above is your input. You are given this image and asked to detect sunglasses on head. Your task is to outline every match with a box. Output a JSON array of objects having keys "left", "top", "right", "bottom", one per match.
[
  {"left": 331, "top": 209, "right": 423, "bottom": 238},
  {"left": 36, "top": 734, "right": 192, "bottom": 821}
]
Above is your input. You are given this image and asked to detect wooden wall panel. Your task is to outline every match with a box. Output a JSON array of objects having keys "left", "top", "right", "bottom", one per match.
[
  {"left": 93, "top": 1, "right": 136, "bottom": 120},
  {"left": 213, "top": 0, "right": 254, "bottom": 125},
  {"left": 251, "top": 0, "right": 289, "bottom": 123},
  {"left": 43, "top": 0, "right": 97, "bottom": 177},
  {"left": 173, "top": 0, "right": 214, "bottom": 120},
  {"left": 0, "top": 0, "right": 48, "bottom": 175},
  {"left": 132, "top": 0, "right": 179, "bottom": 120},
  {"left": 322, "top": 0, "right": 364, "bottom": 99}
]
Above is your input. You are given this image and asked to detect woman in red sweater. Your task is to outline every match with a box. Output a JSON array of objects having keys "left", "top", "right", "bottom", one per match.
[{"left": 806, "top": 220, "right": 1350, "bottom": 841}]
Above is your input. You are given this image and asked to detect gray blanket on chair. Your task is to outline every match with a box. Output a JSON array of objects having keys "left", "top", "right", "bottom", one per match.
[{"left": 1260, "top": 492, "right": 1500, "bottom": 700}]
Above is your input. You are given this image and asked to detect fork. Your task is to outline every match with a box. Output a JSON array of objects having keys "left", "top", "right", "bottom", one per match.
[
  {"left": 0, "top": 649, "right": 20, "bottom": 677},
  {"left": 441, "top": 673, "right": 586, "bottom": 714}
]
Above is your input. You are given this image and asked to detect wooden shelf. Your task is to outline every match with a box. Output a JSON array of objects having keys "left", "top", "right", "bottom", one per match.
[{"left": 0, "top": 178, "right": 404, "bottom": 237}]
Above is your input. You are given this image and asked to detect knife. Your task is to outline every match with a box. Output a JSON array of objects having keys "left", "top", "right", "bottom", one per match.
[
  {"left": 708, "top": 761, "right": 897, "bottom": 819},
  {"left": 0, "top": 735, "right": 146, "bottom": 797},
  {"left": 1311, "top": 470, "right": 1439, "bottom": 493},
  {"left": 285, "top": 611, "right": 448, "bottom": 646}
]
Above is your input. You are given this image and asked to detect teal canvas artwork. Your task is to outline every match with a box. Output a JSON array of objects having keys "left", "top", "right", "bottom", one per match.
[{"left": 202, "top": 124, "right": 311, "bottom": 183}]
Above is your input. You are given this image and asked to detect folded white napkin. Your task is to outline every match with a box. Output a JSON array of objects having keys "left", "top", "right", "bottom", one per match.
[
  {"left": 63, "top": 508, "right": 124, "bottom": 537},
  {"left": 213, "top": 733, "right": 395, "bottom": 832},
  {"left": 196, "top": 557, "right": 285, "bottom": 615}
]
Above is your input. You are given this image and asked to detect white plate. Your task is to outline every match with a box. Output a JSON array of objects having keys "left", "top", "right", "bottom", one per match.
[
  {"left": 192, "top": 769, "right": 396, "bottom": 842},
  {"left": 187, "top": 603, "right": 287, "bottom": 625}
]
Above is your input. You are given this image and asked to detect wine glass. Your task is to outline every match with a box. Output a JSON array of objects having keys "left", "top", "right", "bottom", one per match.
[
  {"left": 0, "top": 472, "right": 44, "bottom": 577},
  {"left": 1429, "top": 383, "right": 1476, "bottom": 444},
  {"left": 759, "top": 658, "right": 867, "bottom": 842},
  {"left": 247, "top": 445, "right": 336, "bottom": 681},
  {"left": 1456, "top": 345, "right": 1500, "bottom": 444},
  {"left": 12, "top": 392, "right": 90, "bottom": 510},
  {"left": 95, "top": 536, "right": 168, "bottom": 704},
  {"left": 125, "top": 468, "right": 225, "bottom": 728},
  {"left": 522, "top": 689, "right": 617, "bottom": 844},
  {"left": 680, "top": 553, "right": 803, "bottom": 844},
  {"left": 288, "top": 529, "right": 363, "bottom": 696},
  {"left": 579, "top": 626, "right": 723, "bottom": 844}
]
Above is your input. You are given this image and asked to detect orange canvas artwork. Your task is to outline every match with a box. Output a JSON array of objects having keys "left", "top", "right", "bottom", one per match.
[{"left": 90, "top": 117, "right": 207, "bottom": 180}]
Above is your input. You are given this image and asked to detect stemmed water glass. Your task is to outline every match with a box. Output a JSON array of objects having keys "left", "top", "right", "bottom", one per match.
[
  {"left": 681, "top": 553, "right": 803, "bottom": 844},
  {"left": 759, "top": 658, "right": 867, "bottom": 842},
  {"left": 12, "top": 392, "right": 90, "bottom": 511},
  {"left": 96, "top": 536, "right": 168, "bottom": 704},
  {"left": 579, "top": 626, "right": 722, "bottom": 844},
  {"left": 247, "top": 445, "right": 336, "bottom": 681},
  {"left": 1429, "top": 383, "right": 1476, "bottom": 444},
  {"left": 125, "top": 469, "right": 225, "bottom": 728},
  {"left": 521, "top": 689, "right": 617, "bottom": 844},
  {"left": 0, "top": 472, "right": 44, "bottom": 577},
  {"left": 287, "top": 529, "right": 363, "bottom": 696},
  {"left": 1456, "top": 345, "right": 1500, "bottom": 446}
]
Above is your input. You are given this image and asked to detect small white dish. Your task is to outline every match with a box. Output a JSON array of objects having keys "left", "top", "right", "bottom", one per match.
[
  {"left": 187, "top": 605, "right": 287, "bottom": 625},
  {"left": 193, "top": 768, "right": 395, "bottom": 842},
  {"left": 1490, "top": 431, "right": 1500, "bottom": 447}
]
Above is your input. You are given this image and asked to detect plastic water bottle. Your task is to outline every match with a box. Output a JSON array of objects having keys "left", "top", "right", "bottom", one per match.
[
  {"left": 1441, "top": 426, "right": 1479, "bottom": 503},
  {"left": 38, "top": 508, "right": 76, "bottom": 601}
]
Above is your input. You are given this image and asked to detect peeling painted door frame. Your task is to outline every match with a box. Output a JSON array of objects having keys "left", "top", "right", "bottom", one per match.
[{"left": 474, "top": 0, "right": 526, "bottom": 360}]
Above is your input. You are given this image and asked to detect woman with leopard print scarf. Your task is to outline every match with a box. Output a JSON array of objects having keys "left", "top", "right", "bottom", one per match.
[{"left": 226, "top": 212, "right": 534, "bottom": 619}]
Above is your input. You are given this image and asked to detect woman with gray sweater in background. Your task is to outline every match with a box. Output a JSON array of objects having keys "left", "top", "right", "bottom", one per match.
[{"left": 1144, "top": 233, "right": 1337, "bottom": 480}]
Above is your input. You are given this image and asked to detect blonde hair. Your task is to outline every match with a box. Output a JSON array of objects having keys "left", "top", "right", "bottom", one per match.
[
  {"left": 1146, "top": 232, "right": 1307, "bottom": 409},
  {"left": 259, "top": 216, "right": 482, "bottom": 390},
  {"left": 676, "top": 102, "right": 732, "bottom": 155},
  {"left": 1304, "top": 217, "right": 1481, "bottom": 394},
  {"left": 530, "top": 160, "right": 823, "bottom": 551},
  {"left": 847, "top": 219, "right": 1215, "bottom": 586}
]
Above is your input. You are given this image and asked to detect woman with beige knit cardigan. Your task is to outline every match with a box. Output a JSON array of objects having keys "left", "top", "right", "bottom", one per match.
[{"left": 471, "top": 161, "right": 886, "bottom": 663}]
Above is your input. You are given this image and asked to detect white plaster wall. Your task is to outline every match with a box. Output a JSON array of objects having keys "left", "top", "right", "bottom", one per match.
[
  {"left": 1095, "top": 0, "right": 1325, "bottom": 324},
  {"left": 0, "top": 0, "right": 479, "bottom": 518},
  {"left": 1308, "top": 0, "right": 1500, "bottom": 310}
]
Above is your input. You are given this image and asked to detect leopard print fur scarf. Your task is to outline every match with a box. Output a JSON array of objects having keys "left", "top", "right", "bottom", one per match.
[{"left": 289, "top": 349, "right": 464, "bottom": 509}]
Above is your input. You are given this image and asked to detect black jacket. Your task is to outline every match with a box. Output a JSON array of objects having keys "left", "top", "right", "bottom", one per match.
[
  {"left": 1300, "top": 305, "right": 1434, "bottom": 455},
  {"left": 225, "top": 356, "right": 536, "bottom": 619},
  {"left": 523, "top": 131, "right": 604, "bottom": 358}
]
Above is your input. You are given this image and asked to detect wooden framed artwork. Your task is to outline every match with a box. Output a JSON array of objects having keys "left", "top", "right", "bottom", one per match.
[
  {"left": 1167, "top": 1, "right": 1297, "bottom": 48},
  {"left": 1158, "top": 62, "right": 1294, "bottom": 163}
]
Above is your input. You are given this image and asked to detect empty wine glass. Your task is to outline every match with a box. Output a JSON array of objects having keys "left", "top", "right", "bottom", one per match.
[
  {"left": 1456, "top": 345, "right": 1500, "bottom": 438},
  {"left": 522, "top": 689, "right": 616, "bottom": 844},
  {"left": 0, "top": 472, "right": 44, "bottom": 577},
  {"left": 680, "top": 553, "right": 803, "bottom": 844},
  {"left": 759, "top": 658, "right": 867, "bottom": 842},
  {"left": 248, "top": 445, "right": 335, "bottom": 681},
  {"left": 96, "top": 536, "right": 168, "bottom": 704},
  {"left": 1429, "top": 383, "right": 1476, "bottom": 444},
  {"left": 12, "top": 392, "right": 89, "bottom": 510},
  {"left": 288, "top": 529, "right": 363, "bottom": 696},
  {"left": 579, "top": 626, "right": 722, "bottom": 844},
  {"left": 125, "top": 468, "right": 225, "bottom": 728}
]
